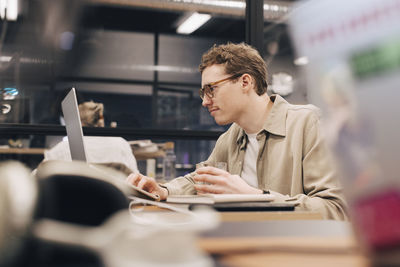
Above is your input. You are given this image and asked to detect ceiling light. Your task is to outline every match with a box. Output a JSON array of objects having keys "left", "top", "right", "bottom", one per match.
[
  {"left": 294, "top": 56, "right": 309, "bottom": 66},
  {"left": 0, "top": 0, "right": 18, "bottom": 21},
  {"left": 171, "top": 0, "right": 245, "bottom": 9},
  {"left": 198, "top": 0, "right": 245, "bottom": 9},
  {"left": 0, "top": 55, "right": 11, "bottom": 62},
  {"left": 177, "top": 12, "right": 211, "bottom": 35}
]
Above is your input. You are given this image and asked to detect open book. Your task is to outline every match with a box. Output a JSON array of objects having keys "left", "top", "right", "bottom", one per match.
[{"left": 166, "top": 194, "right": 275, "bottom": 204}]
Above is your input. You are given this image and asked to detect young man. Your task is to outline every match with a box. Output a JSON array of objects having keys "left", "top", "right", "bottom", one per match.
[{"left": 127, "top": 42, "right": 347, "bottom": 220}]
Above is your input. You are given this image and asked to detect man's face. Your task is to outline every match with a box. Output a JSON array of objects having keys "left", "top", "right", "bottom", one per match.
[{"left": 201, "top": 64, "right": 244, "bottom": 125}]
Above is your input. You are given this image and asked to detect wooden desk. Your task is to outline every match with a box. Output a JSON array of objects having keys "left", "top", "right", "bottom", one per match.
[
  {"left": 140, "top": 204, "right": 323, "bottom": 221},
  {"left": 134, "top": 203, "right": 372, "bottom": 266},
  {"left": 219, "top": 211, "right": 322, "bottom": 221},
  {"left": 199, "top": 236, "right": 369, "bottom": 267},
  {"left": 199, "top": 220, "right": 371, "bottom": 267}
]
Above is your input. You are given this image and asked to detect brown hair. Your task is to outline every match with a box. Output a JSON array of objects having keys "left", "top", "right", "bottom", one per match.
[
  {"left": 78, "top": 101, "right": 104, "bottom": 127},
  {"left": 199, "top": 42, "right": 268, "bottom": 95}
]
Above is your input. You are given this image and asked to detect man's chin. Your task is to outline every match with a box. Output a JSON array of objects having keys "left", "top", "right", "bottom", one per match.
[{"left": 214, "top": 117, "right": 232, "bottom": 126}]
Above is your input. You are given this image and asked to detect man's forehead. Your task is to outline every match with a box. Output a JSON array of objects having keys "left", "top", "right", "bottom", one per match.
[{"left": 201, "top": 65, "right": 227, "bottom": 83}]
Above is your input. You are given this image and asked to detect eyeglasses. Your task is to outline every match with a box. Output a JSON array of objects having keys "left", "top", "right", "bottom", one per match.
[{"left": 199, "top": 73, "right": 242, "bottom": 100}]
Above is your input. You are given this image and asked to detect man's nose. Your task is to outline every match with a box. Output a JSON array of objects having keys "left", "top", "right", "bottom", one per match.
[{"left": 202, "top": 95, "right": 212, "bottom": 107}]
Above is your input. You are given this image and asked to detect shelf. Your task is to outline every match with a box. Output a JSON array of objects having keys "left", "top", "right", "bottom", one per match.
[
  {"left": 133, "top": 150, "right": 165, "bottom": 160},
  {"left": 0, "top": 147, "right": 45, "bottom": 155}
]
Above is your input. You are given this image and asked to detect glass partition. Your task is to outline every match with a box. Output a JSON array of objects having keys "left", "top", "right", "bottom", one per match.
[{"left": 0, "top": 0, "right": 296, "bottom": 170}]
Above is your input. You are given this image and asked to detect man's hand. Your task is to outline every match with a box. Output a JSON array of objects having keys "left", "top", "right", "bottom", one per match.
[
  {"left": 194, "top": 166, "right": 262, "bottom": 194},
  {"left": 126, "top": 173, "right": 168, "bottom": 200}
]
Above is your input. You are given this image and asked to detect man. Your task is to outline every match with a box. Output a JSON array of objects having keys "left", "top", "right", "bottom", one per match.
[{"left": 127, "top": 42, "right": 347, "bottom": 220}]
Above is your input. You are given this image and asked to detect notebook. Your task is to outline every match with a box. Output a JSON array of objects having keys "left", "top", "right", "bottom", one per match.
[
  {"left": 189, "top": 202, "right": 296, "bottom": 212},
  {"left": 166, "top": 193, "right": 275, "bottom": 204},
  {"left": 167, "top": 194, "right": 296, "bottom": 211},
  {"left": 61, "top": 88, "right": 160, "bottom": 201},
  {"left": 168, "top": 193, "right": 296, "bottom": 211}
]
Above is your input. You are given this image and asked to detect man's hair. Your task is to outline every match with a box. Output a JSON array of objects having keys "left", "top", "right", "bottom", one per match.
[
  {"left": 199, "top": 42, "right": 268, "bottom": 95},
  {"left": 78, "top": 101, "right": 104, "bottom": 127}
]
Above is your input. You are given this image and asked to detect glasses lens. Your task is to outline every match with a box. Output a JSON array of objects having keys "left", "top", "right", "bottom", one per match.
[
  {"left": 199, "top": 87, "right": 205, "bottom": 99},
  {"left": 199, "top": 85, "right": 212, "bottom": 100},
  {"left": 204, "top": 85, "right": 213, "bottom": 99}
]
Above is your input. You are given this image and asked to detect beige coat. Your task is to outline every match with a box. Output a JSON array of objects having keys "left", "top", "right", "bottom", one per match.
[{"left": 163, "top": 95, "right": 348, "bottom": 220}]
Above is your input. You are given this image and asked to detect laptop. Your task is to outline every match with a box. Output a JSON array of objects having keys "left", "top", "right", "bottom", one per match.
[
  {"left": 61, "top": 88, "right": 160, "bottom": 201},
  {"left": 61, "top": 88, "right": 88, "bottom": 162}
]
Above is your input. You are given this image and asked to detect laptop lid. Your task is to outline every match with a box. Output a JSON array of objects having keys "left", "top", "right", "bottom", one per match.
[{"left": 61, "top": 88, "right": 88, "bottom": 162}]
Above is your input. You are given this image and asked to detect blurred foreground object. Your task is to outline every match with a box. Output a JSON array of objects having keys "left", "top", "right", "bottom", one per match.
[
  {"left": 290, "top": 0, "right": 400, "bottom": 265},
  {"left": 33, "top": 160, "right": 218, "bottom": 267},
  {"left": 1, "top": 159, "right": 216, "bottom": 266},
  {"left": 0, "top": 161, "right": 37, "bottom": 267}
]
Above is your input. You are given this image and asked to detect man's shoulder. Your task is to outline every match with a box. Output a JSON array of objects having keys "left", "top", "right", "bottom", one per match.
[
  {"left": 287, "top": 103, "right": 321, "bottom": 120},
  {"left": 287, "top": 102, "right": 320, "bottom": 113},
  {"left": 283, "top": 103, "right": 322, "bottom": 133}
]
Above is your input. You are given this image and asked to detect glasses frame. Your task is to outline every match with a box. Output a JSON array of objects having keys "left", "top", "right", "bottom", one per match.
[{"left": 199, "top": 73, "right": 242, "bottom": 100}]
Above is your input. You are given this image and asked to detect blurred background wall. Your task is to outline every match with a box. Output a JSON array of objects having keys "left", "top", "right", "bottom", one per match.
[{"left": 0, "top": 0, "right": 305, "bottom": 174}]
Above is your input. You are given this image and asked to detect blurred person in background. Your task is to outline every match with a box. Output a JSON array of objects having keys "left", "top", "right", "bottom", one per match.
[
  {"left": 43, "top": 100, "right": 138, "bottom": 174},
  {"left": 78, "top": 101, "right": 105, "bottom": 127},
  {"left": 128, "top": 42, "right": 347, "bottom": 220}
]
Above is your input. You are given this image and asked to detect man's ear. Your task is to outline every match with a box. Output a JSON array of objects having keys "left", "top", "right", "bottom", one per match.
[{"left": 241, "top": 73, "right": 253, "bottom": 93}]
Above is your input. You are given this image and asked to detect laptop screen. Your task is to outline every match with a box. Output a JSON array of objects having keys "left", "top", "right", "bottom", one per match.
[{"left": 61, "top": 88, "right": 88, "bottom": 162}]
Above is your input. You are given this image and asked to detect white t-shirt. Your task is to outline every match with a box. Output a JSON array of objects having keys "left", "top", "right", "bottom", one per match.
[{"left": 241, "top": 132, "right": 259, "bottom": 188}]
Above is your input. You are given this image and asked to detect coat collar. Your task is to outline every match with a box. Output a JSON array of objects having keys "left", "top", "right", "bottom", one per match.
[{"left": 236, "top": 94, "right": 288, "bottom": 147}]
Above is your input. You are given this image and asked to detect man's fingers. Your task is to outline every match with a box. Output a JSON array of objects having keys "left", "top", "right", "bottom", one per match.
[
  {"left": 137, "top": 176, "right": 152, "bottom": 190},
  {"left": 196, "top": 166, "right": 226, "bottom": 176},
  {"left": 194, "top": 174, "right": 224, "bottom": 185},
  {"left": 127, "top": 173, "right": 156, "bottom": 191},
  {"left": 126, "top": 173, "right": 141, "bottom": 186},
  {"left": 194, "top": 184, "right": 223, "bottom": 194}
]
